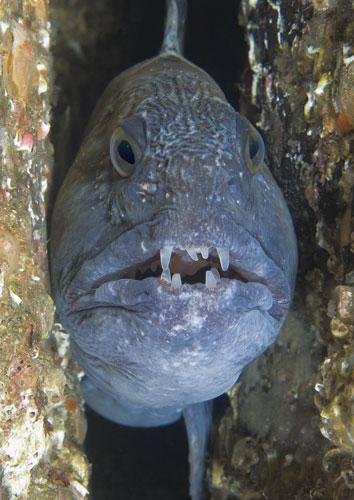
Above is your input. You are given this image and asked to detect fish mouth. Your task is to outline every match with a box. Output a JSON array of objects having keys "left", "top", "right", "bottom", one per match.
[
  {"left": 69, "top": 240, "right": 289, "bottom": 321},
  {"left": 107, "top": 245, "right": 244, "bottom": 289},
  {"left": 61, "top": 200, "right": 292, "bottom": 322}
]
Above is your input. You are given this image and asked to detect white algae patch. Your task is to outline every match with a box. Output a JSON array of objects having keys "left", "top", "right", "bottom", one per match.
[{"left": 2, "top": 413, "right": 46, "bottom": 497}]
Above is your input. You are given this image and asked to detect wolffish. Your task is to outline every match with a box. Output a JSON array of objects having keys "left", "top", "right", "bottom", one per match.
[{"left": 50, "top": 1, "right": 297, "bottom": 499}]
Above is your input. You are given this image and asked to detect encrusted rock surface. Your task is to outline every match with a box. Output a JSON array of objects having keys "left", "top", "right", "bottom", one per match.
[
  {"left": 209, "top": 1, "right": 354, "bottom": 498},
  {"left": 0, "top": 1, "right": 89, "bottom": 498}
]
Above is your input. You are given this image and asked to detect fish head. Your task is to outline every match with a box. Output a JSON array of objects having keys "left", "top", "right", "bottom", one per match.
[{"left": 51, "top": 56, "right": 297, "bottom": 409}]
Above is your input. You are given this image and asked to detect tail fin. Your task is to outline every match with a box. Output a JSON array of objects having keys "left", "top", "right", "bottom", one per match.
[
  {"left": 160, "top": 0, "right": 187, "bottom": 55},
  {"left": 183, "top": 400, "right": 213, "bottom": 500}
]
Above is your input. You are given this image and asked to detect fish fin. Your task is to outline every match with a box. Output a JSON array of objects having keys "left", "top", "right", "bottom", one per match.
[
  {"left": 183, "top": 400, "right": 213, "bottom": 500},
  {"left": 160, "top": 0, "right": 187, "bottom": 55}
]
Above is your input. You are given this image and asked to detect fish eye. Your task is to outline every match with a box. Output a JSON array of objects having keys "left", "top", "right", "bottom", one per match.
[
  {"left": 110, "top": 127, "right": 142, "bottom": 177},
  {"left": 245, "top": 126, "right": 265, "bottom": 174},
  {"left": 117, "top": 140, "right": 135, "bottom": 164}
]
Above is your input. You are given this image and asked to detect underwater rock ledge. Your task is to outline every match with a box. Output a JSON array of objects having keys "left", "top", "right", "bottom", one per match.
[{"left": 0, "top": 1, "right": 89, "bottom": 498}]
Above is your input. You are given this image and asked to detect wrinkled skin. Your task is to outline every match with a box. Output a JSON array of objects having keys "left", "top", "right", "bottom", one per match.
[{"left": 51, "top": 54, "right": 297, "bottom": 498}]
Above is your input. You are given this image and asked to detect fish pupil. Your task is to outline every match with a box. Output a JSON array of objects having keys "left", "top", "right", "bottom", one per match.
[
  {"left": 118, "top": 140, "right": 135, "bottom": 164},
  {"left": 248, "top": 134, "right": 259, "bottom": 160}
]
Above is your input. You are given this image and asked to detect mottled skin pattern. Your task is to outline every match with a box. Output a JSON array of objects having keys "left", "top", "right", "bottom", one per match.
[{"left": 51, "top": 9, "right": 297, "bottom": 500}]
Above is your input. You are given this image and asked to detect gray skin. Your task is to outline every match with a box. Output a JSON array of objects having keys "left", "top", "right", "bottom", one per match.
[{"left": 50, "top": 2, "right": 297, "bottom": 499}]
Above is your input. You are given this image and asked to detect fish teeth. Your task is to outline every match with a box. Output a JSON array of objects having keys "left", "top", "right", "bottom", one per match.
[
  {"left": 172, "top": 273, "right": 182, "bottom": 288},
  {"left": 205, "top": 268, "right": 220, "bottom": 288},
  {"left": 186, "top": 247, "right": 199, "bottom": 261},
  {"left": 161, "top": 269, "right": 171, "bottom": 283},
  {"left": 216, "top": 247, "right": 229, "bottom": 271},
  {"left": 159, "top": 245, "right": 229, "bottom": 287},
  {"left": 160, "top": 246, "right": 173, "bottom": 270},
  {"left": 200, "top": 246, "right": 209, "bottom": 259}
]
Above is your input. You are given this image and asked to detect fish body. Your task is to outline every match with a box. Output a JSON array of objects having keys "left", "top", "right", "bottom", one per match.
[{"left": 51, "top": 1, "right": 297, "bottom": 498}]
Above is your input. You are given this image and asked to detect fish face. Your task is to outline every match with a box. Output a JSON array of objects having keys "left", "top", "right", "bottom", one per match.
[{"left": 51, "top": 55, "right": 297, "bottom": 411}]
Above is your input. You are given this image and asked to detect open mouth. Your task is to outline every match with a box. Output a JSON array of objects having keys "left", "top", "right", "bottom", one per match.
[
  {"left": 67, "top": 226, "right": 289, "bottom": 321},
  {"left": 101, "top": 245, "right": 247, "bottom": 290},
  {"left": 69, "top": 242, "right": 276, "bottom": 318}
]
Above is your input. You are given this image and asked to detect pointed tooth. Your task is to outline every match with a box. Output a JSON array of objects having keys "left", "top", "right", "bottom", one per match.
[
  {"left": 216, "top": 247, "right": 229, "bottom": 271},
  {"left": 161, "top": 269, "right": 171, "bottom": 283},
  {"left": 172, "top": 273, "right": 182, "bottom": 288},
  {"left": 200, "top": 246, "right": 209, "bottom": 259},
  {"left": 210, "top": 267, "right": 220, "bottom": 281},
  {"left": 160, "top": 246, "right": 173, "bottom": 270},
  {"left": 186, "top": 247, "right": 199, "bottom": 261},
  {"left": 206, "top": 270, "right": 217, "bottom": 288}
]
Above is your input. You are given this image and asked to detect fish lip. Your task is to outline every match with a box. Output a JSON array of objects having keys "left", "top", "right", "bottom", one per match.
[
  {"left": 70, "top": 276, "right": 273, "bottom": 314},
  {"left": 64, "top": 219, "right": 292, "bottom": 322},
  {"left": 68, "top": 243, "right": 290, "bottom": 321}
]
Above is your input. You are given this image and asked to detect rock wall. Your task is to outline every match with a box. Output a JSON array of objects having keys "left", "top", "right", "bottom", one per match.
[{"left": 0, "top": 1, "right": 89, "bottom": 498}]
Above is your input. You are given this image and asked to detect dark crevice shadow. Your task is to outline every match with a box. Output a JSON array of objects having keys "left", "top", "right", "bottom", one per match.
[
  {"left": 185, "top": 0, "right": 246, "bottom": 109},
  {"left": 85, "top": 407, "right": 189, "bottom": 500},
  {"left": 85, "top": 394, "right": 230, "bottom": 500}
]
